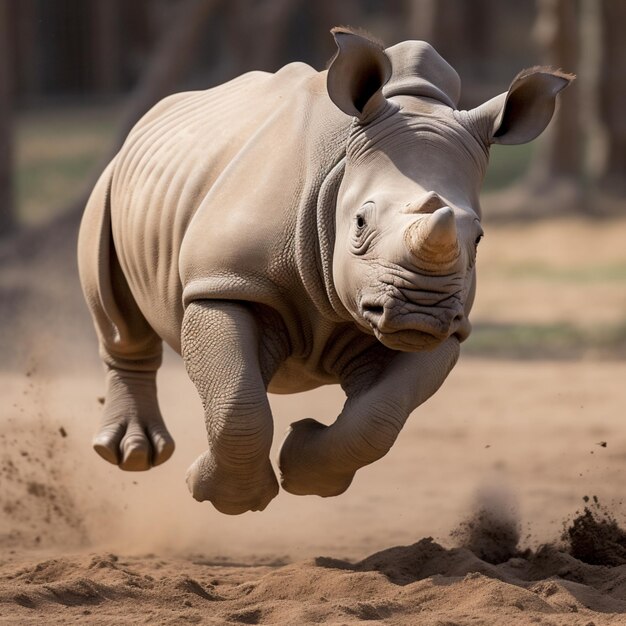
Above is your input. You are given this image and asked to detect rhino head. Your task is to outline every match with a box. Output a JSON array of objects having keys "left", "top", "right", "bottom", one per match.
[{"left": 327, "top": 28, "right": 573, "bottom": 351}]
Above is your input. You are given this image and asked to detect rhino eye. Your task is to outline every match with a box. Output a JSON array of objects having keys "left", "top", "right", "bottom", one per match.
[{"left": 351, "top": 203, "right": 375, "bottom": 255}]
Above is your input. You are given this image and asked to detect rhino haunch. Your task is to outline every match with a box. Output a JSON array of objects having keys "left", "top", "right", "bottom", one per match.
[{"left": 78, "top": 28, "right": 572, "bottom": 514}]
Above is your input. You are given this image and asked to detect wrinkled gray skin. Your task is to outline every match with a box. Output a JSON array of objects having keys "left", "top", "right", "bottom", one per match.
[{"left": 78, "top": 29, "right": 572, "bottom": 514}]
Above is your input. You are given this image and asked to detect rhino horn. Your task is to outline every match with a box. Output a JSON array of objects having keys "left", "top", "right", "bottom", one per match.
[{"left": 405, "top": 206, "right": 460, "bottom": 271}]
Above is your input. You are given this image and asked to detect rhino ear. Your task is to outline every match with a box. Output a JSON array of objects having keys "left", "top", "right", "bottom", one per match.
[
  {"left": 473, "top": 67, "right": 574, "bottom": 145},
  {"left": 327, "top": 27, "right": 392, "bottom": 121}
]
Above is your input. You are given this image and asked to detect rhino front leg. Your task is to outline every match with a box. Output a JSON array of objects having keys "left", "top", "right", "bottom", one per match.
[
  {"left": 279, "top": 337, "right": 460, "bottom": 497},
  {"left": 182, "top": 300, "right": 279, "bottom": 515}
]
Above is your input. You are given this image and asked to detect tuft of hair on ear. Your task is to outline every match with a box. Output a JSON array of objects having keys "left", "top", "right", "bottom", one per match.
[
  {"left": 330, "top": 25, "right": 386, "bottom": 48},
  {"left": 513, "top": 65, "right": 576, "bottom": 84},
  {"left": 326, "top": 26, "right": 386, "bottom": 70}
]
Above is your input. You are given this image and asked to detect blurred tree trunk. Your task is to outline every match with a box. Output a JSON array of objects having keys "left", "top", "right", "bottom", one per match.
[
  {"left": 527, "top": 0, "right": 581, "bottom": 193},
  {"left": 69, "top": 0, "right": 221, "bottom": 215},
  {"left": 404, "top": 0, "right": 491, "bottom": 58},
  {"left": 405, "top": 0, "right": 441, "bottom": 48},
  {"left": 227, "top": 0, "right": 297, "bottom": 73},
  {"left": 113, "top": 0, "right": 221, "bottom": 148},
  {"left": 92, "top": 0, "right": 123, "bottom": 94},
  {"left": 596, "top": 0, "right": 626, "bottom": 196},
  {"left": 15, "top": 0, "right": 40, "bottom": 102},
  {"left": 255, "top": 0, "right": 299, "bottom": 71},
  {"left": 310, "top": 0, "right": 361, "bottom": 68},
  {"left": 0, "top": 0, "right": 14, "bottom": 235},
  {"left": 403, "top": 0, "right": 493, "bottom": 108}
]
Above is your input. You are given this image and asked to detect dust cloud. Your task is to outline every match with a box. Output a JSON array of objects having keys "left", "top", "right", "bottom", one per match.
[{"left": 450, "top": 483, "right": 521, "bottom": 564}]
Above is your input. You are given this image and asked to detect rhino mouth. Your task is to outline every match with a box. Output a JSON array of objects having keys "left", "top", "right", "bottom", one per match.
[{"left": 359, "top": 294, "right": 469, "bottom": 351}]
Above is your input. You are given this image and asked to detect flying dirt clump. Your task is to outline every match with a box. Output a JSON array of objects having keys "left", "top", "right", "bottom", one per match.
[
  {"left": 563, "top": 496, "right": 626, "bottom": 566},
  {"left": 450, "top": 486, "right": 521, "bottom": 564}
]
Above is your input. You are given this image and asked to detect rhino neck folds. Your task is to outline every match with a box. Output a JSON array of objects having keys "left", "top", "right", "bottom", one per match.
[{"left": 294, "top": 157, "right": 349, "bottom": 323}]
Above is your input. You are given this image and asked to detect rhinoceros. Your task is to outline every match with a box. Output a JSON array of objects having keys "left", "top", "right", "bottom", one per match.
[{"left": 78, "top": 28, "right": 572, "bottom": 514}]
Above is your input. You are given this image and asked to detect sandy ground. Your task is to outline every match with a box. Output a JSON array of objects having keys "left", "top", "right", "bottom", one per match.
[{"left": 1, "top": 216, "right": 626, "bottom": 624}]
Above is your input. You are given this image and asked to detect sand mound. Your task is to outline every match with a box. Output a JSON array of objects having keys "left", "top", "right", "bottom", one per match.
[
  {"left": 3, "top": 532, "right": 626, "bottom": 625},
  {"left": 3, "top": 499, "right": 626, "bottom": 624}
]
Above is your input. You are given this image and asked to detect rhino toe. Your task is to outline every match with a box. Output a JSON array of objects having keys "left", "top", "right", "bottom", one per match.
[
  {"left": 93, "top": 422, "right": 125, "bottom": 465},
  {"left": 149, "top": 425, "right": 175, "bottom": 466},
  {"left": 119, "top": 431, "right": 151, "bottom": 471}
]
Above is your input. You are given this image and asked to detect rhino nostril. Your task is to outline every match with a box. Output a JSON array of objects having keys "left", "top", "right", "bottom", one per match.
[
  {"left": 453, "top": 314, "right": 472, "bottom": 342},
  {"left": 363, "top": 303, "right": 384, "bottom": 317},
  {"left": 363, "top": 304, "right": 385, "bottom": 315}
]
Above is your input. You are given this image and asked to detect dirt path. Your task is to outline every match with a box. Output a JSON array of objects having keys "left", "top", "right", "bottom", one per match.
[{"left": 1, "top": 356, "right": 626, "bottom": 624}]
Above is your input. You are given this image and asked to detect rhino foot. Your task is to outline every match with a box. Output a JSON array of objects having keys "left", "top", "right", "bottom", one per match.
[
  {"left": 185, "top": 450, "right": 279, "bottom": 514},
  {"left": 94, "top": 368, "right": 175, "bottom": 471},
  {"left": 279, "top": 419, "right": 355, "bottom": 497}
]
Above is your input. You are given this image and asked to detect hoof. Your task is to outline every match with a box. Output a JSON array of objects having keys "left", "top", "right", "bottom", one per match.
[
  {"left": 185, "top": 450, "right": 279, "bottom": 515},
  {"left": 94, "top": 412, "right": 175, "bottom": 471},
  {"left": 279, "top": 419, "right": 355, "bottom": 497},
  {"left": 94, "top": 369, "right": 175, "bottom": 471}
]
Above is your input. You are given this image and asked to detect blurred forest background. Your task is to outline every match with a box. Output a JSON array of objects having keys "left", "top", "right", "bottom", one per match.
[
  {"left": 0, "top": 0, "right": 625, "bottom": 365},
  {"left": 1, "top": 0, "right": 625, "bottom": 234}
]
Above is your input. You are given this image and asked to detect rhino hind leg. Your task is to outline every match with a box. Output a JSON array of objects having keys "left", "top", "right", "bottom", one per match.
[
  {"left": 94, "top": 366, "right": 174, "bottom": 471},
  {"left": 88, "top": 271, "right": 175, "bottom": 471},
  {"left": 78, "top": 161, "right": 174, "bottom": 471}
]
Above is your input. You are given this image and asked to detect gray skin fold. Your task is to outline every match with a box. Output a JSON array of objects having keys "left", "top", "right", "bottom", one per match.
[{"left": 78, "top": 27, "right": 573, "bottom": 514}]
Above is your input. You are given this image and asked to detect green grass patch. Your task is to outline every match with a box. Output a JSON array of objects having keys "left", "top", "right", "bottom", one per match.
[
  {"left": 16, "top": 153, "right": 103, "bottom": 223},
  {"left": 15, "top": 104, "right": 119, "bottom": 226},
  {"left": 482, "top": 143, "right": 534, "bottom": 191},
  {"left": 464, "top": 319, "right": 626, "bottom": 359}
]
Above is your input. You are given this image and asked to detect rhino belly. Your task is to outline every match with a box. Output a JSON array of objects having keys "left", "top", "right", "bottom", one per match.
[{"left": 268, "top": 357, "right": 340, "bottom": 394}]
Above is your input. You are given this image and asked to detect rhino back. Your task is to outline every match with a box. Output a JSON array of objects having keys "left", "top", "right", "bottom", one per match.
[{"left": 109, "top": 63, "right": 348, "bottom": 353}]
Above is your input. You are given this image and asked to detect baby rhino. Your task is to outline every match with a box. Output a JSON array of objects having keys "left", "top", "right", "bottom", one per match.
[{"left": 78, "top": 29, "right": 572, "bottom": 514}]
